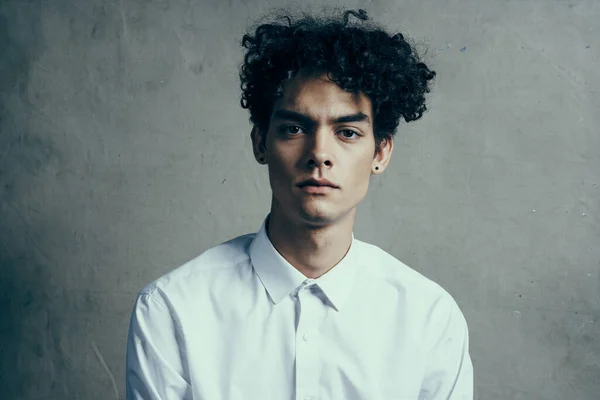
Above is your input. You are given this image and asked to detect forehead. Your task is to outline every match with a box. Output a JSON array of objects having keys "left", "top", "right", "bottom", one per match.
[{"left": 272, "top": 72, "right": 372, "bottom": 120}]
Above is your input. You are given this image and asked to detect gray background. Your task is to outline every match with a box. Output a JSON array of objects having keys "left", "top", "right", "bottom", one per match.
[{"left": 1, "top": 0, "right": 598, "bottom": 399}]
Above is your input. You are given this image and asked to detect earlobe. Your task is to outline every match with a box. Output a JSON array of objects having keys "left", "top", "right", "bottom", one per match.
[
  {"left": 254, "top": 150, "right": 267, "bottom": 165},
  {"left": 373, "top": 134, "right": 393, "bottom": 172},
  {"left": 251, "top": 126, "right": 269, "bottom": 165}
]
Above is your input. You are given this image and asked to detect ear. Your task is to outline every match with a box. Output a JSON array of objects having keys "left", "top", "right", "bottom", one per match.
[
  {"left": 372, "top": 134, "right": 394, "bottom": 174},
  {"left": 250, "top": 125, "right": 268, "bottom": 164}
]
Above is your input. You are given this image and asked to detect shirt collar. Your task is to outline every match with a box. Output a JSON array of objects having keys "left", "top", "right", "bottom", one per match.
[{"left": 249, "top": 214, "right": 360, "bottom": 312}]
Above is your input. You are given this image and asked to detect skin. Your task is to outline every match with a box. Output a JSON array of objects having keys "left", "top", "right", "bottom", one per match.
[{"left": 251, "top": 69, "right": 394, "bottom": 279}]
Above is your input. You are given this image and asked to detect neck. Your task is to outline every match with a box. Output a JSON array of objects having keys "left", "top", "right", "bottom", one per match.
[{"left": 266, "top": 199, "right": 355, "bottom": 279}]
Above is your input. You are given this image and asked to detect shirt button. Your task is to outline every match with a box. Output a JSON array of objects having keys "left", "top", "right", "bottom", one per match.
[
  {"left": 304, "top": 397, "right": 312, "bottom": 400},
  {"left": 302, "top": 333, "right": 309, "bottom": 341}
]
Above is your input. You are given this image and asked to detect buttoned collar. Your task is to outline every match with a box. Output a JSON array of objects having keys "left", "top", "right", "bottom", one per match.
[{"left": 249, "top": 214, "right": 361, "bottom": 312}]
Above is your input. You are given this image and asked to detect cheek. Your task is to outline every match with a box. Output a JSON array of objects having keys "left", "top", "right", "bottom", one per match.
[
  {"left": 354, "top": 152, "right": 375, "bottom": 173},
  {"left": 348, "top": 158, "right": 374, "bottom": 192},
  {"left": 266, "top": 152, "right": 295, "bottom": 189},
  {"left": 269, "top": 144, "right": 299, "bottom": 173}
]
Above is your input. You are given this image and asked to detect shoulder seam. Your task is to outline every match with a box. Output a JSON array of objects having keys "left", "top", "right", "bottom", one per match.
[{"left": 137, "top": 290, "right": 186, "bottom": 338}]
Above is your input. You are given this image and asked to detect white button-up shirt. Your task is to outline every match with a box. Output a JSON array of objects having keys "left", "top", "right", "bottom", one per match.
[{"left": 126, "top": 214, "right": 473, "bottom": 399}]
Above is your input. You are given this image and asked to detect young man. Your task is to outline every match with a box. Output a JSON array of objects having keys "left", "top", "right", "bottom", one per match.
[{"left": 126, "top": 8, "right": 473, "bottom": 400}]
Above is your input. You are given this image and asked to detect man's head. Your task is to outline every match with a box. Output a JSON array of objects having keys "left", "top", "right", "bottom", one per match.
[{"left": 239, "top": 8, "right": 435, "bottom": 228}]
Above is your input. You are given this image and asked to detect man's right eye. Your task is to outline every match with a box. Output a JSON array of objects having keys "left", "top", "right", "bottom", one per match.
[{"left": 279, "top": 125, "right": 305, "bottom": 135}]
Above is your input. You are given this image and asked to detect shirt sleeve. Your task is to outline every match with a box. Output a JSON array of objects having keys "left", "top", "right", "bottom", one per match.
[
  {"left": 125, "top": 292, "right": 192, "bottom": 400},
  {"left": 418, "top": 295, "right": 474, "bottom": 400}
]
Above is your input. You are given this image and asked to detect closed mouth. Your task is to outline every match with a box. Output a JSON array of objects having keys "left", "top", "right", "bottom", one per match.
[{"left": 297, "top": 180, "right": 338, "bottom": 188}]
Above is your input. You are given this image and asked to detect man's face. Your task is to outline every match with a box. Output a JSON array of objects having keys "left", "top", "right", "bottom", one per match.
[{"left": 252, "top": 70, "right": 392, "bottom": 227}]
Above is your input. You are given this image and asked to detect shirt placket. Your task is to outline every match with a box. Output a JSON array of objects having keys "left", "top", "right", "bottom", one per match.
[{"left": 294, "top": 281, "right": 324, "bottom": 400}]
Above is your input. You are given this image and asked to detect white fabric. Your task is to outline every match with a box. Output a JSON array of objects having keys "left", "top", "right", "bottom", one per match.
[{"left": 126, "top": 214, "right": 473, "bottom": 400}]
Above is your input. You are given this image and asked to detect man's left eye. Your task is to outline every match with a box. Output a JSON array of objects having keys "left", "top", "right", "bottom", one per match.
[{"left": 339, "top": 130, "right": 359, "bottom": 138}]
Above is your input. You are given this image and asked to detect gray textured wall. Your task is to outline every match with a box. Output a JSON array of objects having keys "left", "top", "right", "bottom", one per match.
[{"left": 1, "top": 0, "right": 598, "bottom": 399}]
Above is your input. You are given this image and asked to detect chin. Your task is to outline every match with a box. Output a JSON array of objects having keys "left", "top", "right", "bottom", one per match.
[
  {"left": 272, "top": 190, "right": 352, "bottom": 226},
  {"left": 295, "top": 203, "right": 344, "bottom": 226}
]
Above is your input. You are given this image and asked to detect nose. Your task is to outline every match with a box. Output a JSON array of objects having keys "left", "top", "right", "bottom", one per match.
[{"left": 305, "top": 128, "right": 334, "bottom": 169}]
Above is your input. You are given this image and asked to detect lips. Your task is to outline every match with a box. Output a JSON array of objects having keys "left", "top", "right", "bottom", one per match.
[{"left": 297, "top": 178, "right": 338, "bottom": 188}]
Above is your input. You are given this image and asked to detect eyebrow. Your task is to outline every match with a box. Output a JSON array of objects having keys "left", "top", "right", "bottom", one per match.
[{"left": 272, "top": 109, "right": 371, "bottom": 126}]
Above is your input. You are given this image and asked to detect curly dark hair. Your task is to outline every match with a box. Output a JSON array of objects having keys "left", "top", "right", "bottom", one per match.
[{"left": 239, "top": 7, "right": 436, "bottom": 147}]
